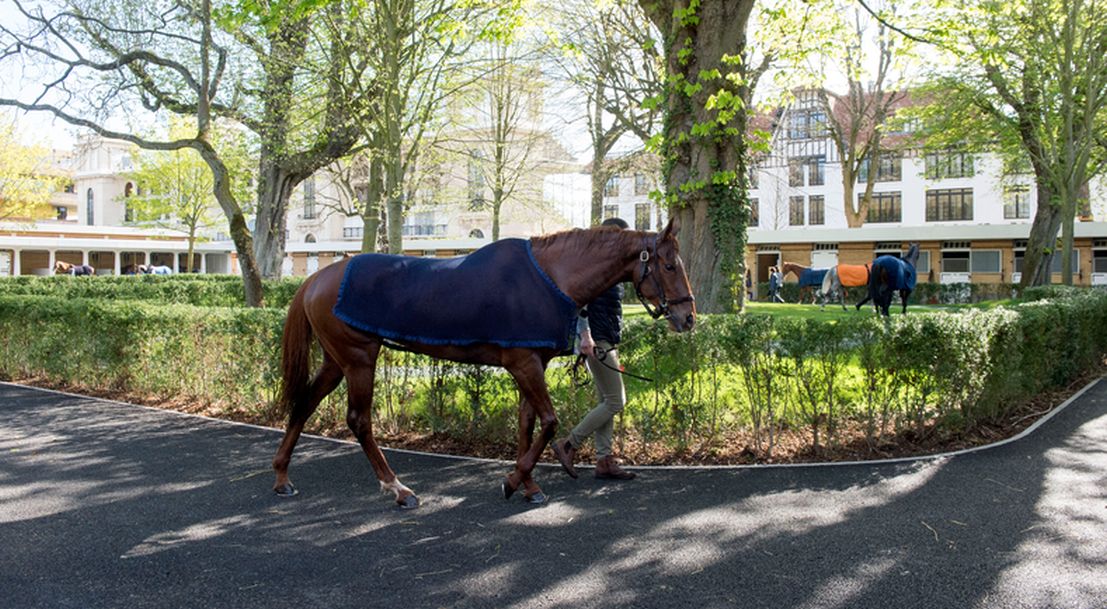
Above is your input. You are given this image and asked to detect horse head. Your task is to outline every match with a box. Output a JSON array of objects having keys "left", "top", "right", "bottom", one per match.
[
  {"left": 631, "top": 216, "right": 696, "bottom": 333},
  {"left": 53, "top": 260, "right": 69, "bottom": 274},
  {"left": 904, "top": 243, "right": 920, "bottom": 267}
]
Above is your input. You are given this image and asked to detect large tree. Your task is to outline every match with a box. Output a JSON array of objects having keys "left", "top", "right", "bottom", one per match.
[
  {"left": 0, "top": 0, "right": 377, "bottom": 303},
  {"left": 918, "top": 0, "right": 1107, "bottom": 287},
  {"left": 637, "top": 0, "right": 757, "bottom": 313}
]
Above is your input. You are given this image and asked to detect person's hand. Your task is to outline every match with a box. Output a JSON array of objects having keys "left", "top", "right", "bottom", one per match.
[{"left": 579, "top": 329, "right": 596, "bottom": 357}]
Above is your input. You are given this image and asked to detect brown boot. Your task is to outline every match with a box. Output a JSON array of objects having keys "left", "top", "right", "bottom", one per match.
[
  {"left": 594, "top": 456, "right": 636, "bottom": 480},
  {"left": 551, "top": 438, "right": 578, "bottom": 479}
]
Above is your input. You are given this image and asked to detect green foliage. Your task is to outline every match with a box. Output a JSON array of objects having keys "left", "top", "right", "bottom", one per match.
[
  {"left": 0, "top": 275, "right": 306, "bottom": 309},
  {"left": 2, "top": 287, "right": 1104, "bottom": 459}
]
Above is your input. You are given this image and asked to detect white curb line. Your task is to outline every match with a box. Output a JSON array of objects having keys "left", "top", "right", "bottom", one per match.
[{"left": 2, "top": 376, "right": 1101, "bottom": 471}]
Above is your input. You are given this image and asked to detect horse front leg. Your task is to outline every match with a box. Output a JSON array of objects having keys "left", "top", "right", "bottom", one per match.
[
  {"left": 343, "top": 342, "right": 418, "bottom": 510},
  {"left": 901, "top": 290, "right": 910, "bottom": 314},
  {"left": 502, "top": 353, "right": 555, "bottom": 503}
]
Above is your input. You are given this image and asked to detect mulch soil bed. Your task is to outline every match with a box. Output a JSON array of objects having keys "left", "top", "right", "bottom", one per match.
[{"left": 8, "top": 362, "right": 1103, "bottom": 467}]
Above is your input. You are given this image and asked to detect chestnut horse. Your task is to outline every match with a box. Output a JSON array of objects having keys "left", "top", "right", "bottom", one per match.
[
  {"left": 53, "top": 260, "right": 95, "bottom": 276},
  {"left": 272, "top": 219, "right": 695, "bottom": 509},
  {"left": 781, "top": 261, "right": 828, "bottom": 305}
]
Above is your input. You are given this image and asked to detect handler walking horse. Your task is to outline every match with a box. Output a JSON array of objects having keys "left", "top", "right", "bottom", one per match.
[{"left": 273, "top": 219, "right": 695, "bottom": 509}]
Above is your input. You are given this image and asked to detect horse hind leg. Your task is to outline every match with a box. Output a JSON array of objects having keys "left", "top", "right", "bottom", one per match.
[
  {"left": 342, "top": 341, "right": 418, "bottom": 509},
  {"left": 273, "top": 354, "right": 343, "bottom": 496}
]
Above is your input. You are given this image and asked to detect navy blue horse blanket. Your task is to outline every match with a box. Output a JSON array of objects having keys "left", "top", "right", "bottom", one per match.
[
  {"left": 334, "top": 239, "right": 579, "bottom": 350},
  {"left": 798, "top": 268, "right": 828, "bottom": 288},
  {"left": 872, "top": 256, "right": 917, "bottom": 291}
]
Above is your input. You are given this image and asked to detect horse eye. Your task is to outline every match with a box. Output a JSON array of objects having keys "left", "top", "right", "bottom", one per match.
[{"left": 665, "top": 263, "right": 675, "bottom": 272}]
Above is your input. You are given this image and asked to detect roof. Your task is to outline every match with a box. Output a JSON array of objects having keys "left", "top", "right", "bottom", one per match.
[{"left": 748, "top": 222, "right": 1107, "bottom": 245}]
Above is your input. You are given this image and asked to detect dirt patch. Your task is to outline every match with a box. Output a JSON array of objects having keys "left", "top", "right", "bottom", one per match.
[{"left": 9, "top": 364, "right": 1103, "bottom": 467}]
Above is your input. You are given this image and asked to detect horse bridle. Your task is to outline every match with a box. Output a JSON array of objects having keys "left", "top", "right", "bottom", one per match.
[{"left": 633, "top": 235, "right": 694, "bottom": 321}]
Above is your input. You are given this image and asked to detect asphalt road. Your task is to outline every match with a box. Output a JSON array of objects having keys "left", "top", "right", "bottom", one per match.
[{"left": 1, "top": 381, "right": 1105, "bottom": 609}]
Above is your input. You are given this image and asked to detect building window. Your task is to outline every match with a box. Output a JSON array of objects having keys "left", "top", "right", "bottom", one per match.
[
  {"left": 604, "top": 175, "right": 620, "bottom": 198},
  {"left": 86, "top": 188, "right": 94, "bottom": 225},
  {"left": 302, "top": 178, "right": 316, "bottom": 219},
  {"left": 402, "top": 211, "right": 445, "bottom": 237},
  {"left": 1050, "top": 250, "right": 1080, "bottom": 273},
  {"left": 603, "top": 204, "right": 619, "bottom": 220},
  {"left": 1093, "top": 250, "right": 1107, "bottom": 273},
  {"left": 787, "top": 109, "right": 827, "bottom": 140},
  {"left": 63, "top": 181, "right": 75, "bottom": 194},
  {"left": 808, "top": 195, "right": 825, "bottom": 225},
  {"left": 789, "top": 196, "right": 805, "bottom": 226},
  {"left": 925, "top": 151, "right": 975, "bottom": 179},
  {"left": 789, "top": 157, "right": 825, "bottom": 187},
  {"left": 865, "top": 192, "right": 902, "bottom": 223},
  {"left": 808, "top": 157, "right": 825, "bottom": 186},
  {"left": 926, "top": 188, "right": 974, "bottom": 221},
  {"left": 971, "top": 250, "right": 1002, "bottom": 273},
  {"left": 634, "top": 203, "right": 651, "bottom": 231},
  {"left": 469, "top": 228, "right": 485, "bottom": 239},
  {"left": 634, "top": 173, "right": 650, "bottom": 196},
  {"left": 749, "top": 166, "right": 759, "bottom": 190},
  {"left": 343, "top": 227, "right": 363, "bottom": 239},
  {"left": 788, "top": 159, "right": 804, "bottom": 187},
  {"left": 858, "top": 153, "right": 902, "bottom": 183},
  {"left": 55, "top": 206, "right": 68, "bottom": 221},
  {"left": 1004, "top": 186, "right": 1031, "bottom": 219},
  {"left": 916, "top": 251, "right": 931, "bottom": 274},
  {"left": 750, "top": 198, "right": 759, "bottom": 227},
  {"left": 942, "top": 250, "right": 970, "bottom": 273}
]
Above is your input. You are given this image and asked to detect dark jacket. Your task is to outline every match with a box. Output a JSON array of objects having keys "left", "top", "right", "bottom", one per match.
[{"left": 583, "top": 284, "right": 624, "bottom": 345}]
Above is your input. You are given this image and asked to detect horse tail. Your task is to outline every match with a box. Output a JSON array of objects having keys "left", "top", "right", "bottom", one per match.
[{"left": 277, "top": 278, "right": 315, "bottom": 419}]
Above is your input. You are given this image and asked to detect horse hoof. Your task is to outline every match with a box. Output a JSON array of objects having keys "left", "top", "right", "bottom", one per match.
[
  {"left": 274, "top": 482, "right": 298, "bottom": 497},
  {"left": 396, "top": 494, "right": 420, "bottom": 510},
  {"left": 524, "top": 491, "right": 548, "bottom": 505},
  {"left": 501, "top": 478, "right": 518, "bottom": 500}
]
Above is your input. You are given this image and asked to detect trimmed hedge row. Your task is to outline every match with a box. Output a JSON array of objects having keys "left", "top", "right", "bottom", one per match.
[
  {"left": 1, "top": 290, "right": 1104, "bottom": 457},
  {"left": 0, "top": 275, "right": 305, "bottom": 308}
]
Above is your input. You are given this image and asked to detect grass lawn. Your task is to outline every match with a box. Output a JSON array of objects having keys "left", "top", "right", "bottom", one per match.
[{"left": 624, "top": 299, "right": 1016, "bottom": 321}]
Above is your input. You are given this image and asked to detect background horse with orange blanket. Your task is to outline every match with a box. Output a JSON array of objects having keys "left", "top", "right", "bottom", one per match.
[
  {"left": 820, "top": 263, "right": 871, "bottom": 311},
  {"left": 272, "top": 219, "right": 696, "bottom": 509}
]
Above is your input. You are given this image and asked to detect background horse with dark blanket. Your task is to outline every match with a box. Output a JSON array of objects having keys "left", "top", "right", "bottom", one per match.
[
  {"left": 53, "top": 260, "right": 94, "bottom": 276},
  {"left": 273, "top": 219, "right": 696, "bottom": 509},
  {"left": 782, "top": 262, "right": 828, "bottom": 304},
  {"left": 866, "top": 243, "right": 920, "bottom": 316}
]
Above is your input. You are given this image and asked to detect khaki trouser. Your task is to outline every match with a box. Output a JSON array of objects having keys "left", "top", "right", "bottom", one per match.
[{"left": 569, "top": 340, "right": 626, "bottom": 458}]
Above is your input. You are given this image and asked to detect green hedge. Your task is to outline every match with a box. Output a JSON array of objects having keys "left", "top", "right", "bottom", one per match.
[
  {"left": 0, "top": 275, "right": 305, "bottom": 308},
  {"left": 1, "top": 290, "right": 1104, "bottom": 458}
]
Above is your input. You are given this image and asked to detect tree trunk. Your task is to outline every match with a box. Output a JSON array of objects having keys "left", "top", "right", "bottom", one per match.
[
  {"left": 361, "top": 156, "right": 383, "bottom": 253},
  {"left": 254, "top": 160, "right": 296, "bottom": 278},
  {"left": 186, "top": 229, "right": 196, "bottom": 273},
  {"left": 196, "top": 145, "right": 265, "bottom": 306},
  {"left": 1019, "top": 182, "right": 1062, "bottom": 289},
  {"left": 492, "top": 188, "right": 503, "bottom": 241},
  {"left": 385, "top": 155, "right": 404, "bottom": 254},
  {"left": 841, "top": 176, "right": 861, "bottom": 228},
  {"left": 645, "top": 0, "right": 755, "bottom": 314}
]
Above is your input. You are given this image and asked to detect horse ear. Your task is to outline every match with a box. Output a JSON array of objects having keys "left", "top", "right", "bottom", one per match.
[{"left": 659, "top": 215, "right": 680, "bottom": 241}]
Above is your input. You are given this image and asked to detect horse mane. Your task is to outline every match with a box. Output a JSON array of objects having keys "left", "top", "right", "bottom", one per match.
[{"left": 531, "top": 226, "right": 643, "bottom": 261}]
